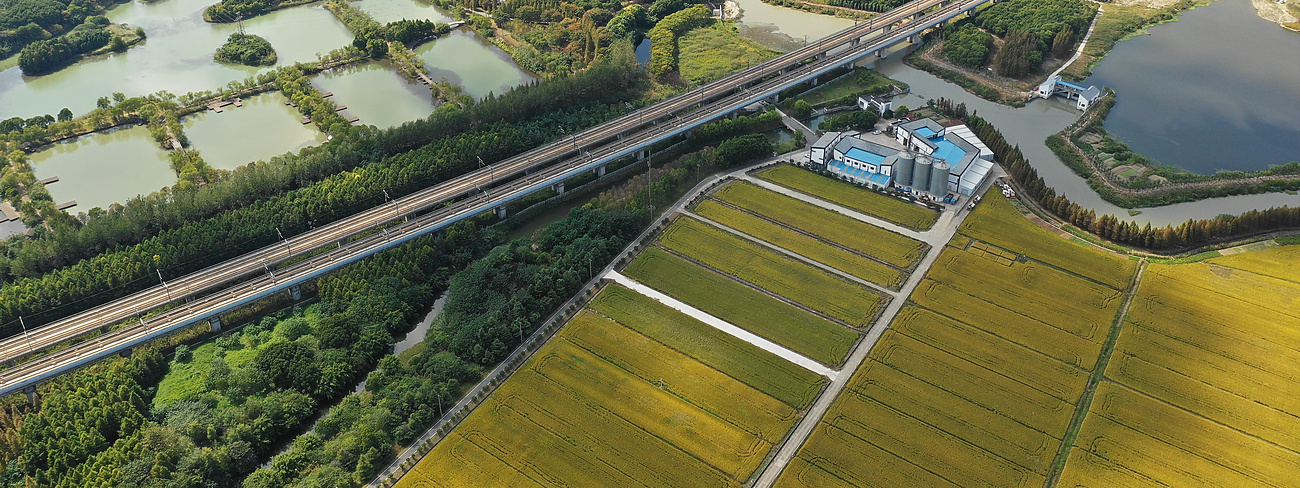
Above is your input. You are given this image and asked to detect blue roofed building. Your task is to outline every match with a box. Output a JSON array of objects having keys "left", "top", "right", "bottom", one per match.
[{"left": 1035, "top": 75, "right": 1102, "bottom": 110}]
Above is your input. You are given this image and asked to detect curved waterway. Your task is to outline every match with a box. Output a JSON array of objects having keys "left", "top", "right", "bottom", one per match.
[
  {"left": 1084, "top": 0, "right": 1300, "bottom": 173},
  {"left": 183, "top": 92, "right": 327, "bottom": 171},
  {"left": 0, "top": 0, "right": 352, "bottom": 120},
  {"left": 867, "top": 50, "right": 1298, "bottom": 226},
  {"left": 30, "top": 126, "right": 176, "bottom": 212}
]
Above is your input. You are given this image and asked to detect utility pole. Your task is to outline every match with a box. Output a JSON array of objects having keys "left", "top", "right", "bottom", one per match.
[
  {"left": 18, "top": 316, "right": 33, "bottom": 356},
  {"left": 276, "top": 227, "right": 290, "bottom": 255},
  {"left": 157, "top": 269, "right": 172, "bottom": 299}
]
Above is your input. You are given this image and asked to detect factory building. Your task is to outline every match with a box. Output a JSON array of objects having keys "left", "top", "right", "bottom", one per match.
[{"left": 894, "top": 118, "right": 995, "bottom": 196}]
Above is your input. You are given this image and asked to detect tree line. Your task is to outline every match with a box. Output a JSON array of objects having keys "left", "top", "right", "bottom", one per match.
[
  {"left": 0, "top": 0, "right": 133, "bottom": 61},
  {"left": 647, "top": 4, "right": 713, "bottom": 79},
  {"left": 932, "top": 97, "right": 1300, "bottom": 251}
]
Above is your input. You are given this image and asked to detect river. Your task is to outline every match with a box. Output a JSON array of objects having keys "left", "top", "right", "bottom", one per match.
[{"left": 1084, "top": 0, "right": 1300, "bottom": 174}]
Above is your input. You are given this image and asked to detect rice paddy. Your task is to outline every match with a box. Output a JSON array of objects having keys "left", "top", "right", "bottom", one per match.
[{"left": 754, "top": 165, "right": 939, "bottom": 231}]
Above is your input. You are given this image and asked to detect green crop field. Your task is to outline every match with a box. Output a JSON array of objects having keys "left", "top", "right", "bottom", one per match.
[
  {"left": 1059, "top": 247, "right": 1300, "bottom": 487},
  {"left": 695, "top": 199, "right": 905, "bottom": 288},
  {"left": 399, "top": 282, "right": 817, "bottom": 488},
  {"left": 658, "top": 217, "right": 888, "bottom": 327},
  {"left": 623, "top": 247, "right": 857, "bottom": 367},
  {"left": 755, "top": 165, "right": 938, "bottom": 231},
  {"left": 960, "top": 191, "right": 1137, "bottom": 289},
  {"left": 711, "top": 182, "right": 926, "bottom": 268}
]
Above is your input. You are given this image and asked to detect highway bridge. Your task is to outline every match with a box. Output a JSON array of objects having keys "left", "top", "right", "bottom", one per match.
[{"left": 0, "top": 0, "right": 991, "bottom": 396}]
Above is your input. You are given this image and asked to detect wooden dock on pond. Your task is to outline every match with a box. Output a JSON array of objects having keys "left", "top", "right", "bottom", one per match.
[
  {"left": 37, "top": 176, "right": 59, "bottom": 185},
  {"left": 56, "top": 201, "right": 77, "bottom": 211}
]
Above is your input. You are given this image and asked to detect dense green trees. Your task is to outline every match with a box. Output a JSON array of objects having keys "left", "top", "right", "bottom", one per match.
[
  {"left": 691, "top": 110, "right": 781, "bottom": 143},
  {"left": 18, "top": 28, "right": 111, "bottom": 74},
  {"left": 973, "top": 0, "right": 1095, "bottom": 76},
  {"left": 647, "top": 5, "right": 713, "bottom": 79},
  {"left": 0, "top": 0, "right": 129, "bottom": 59},
  {"left": 823, "top": 0, "right": 905, "bottom": 12},
  {"left": 213, "top": 33, "right": 277, "bottom": 66},
  {"left": 818, "top": 109, "right": 879, "bottom": 132},
  {"left": 384, "top": 19, "right": 451, "bottom": 47},
  {"left": 606, "top": 4, "right": 651, "bottom": 40},
  {"left": 992, "top": 29, "right": 1040, "bottom": 77},
  {"left": 714, "top": 133, "right": 773, "bottom": 168},
  {"left": 941, "top": 24, "right": 993, "bottom": 69}
]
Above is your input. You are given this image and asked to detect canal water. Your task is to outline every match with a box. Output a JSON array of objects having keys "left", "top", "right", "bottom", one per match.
[
  {"left": 312, "top": 61, "right": 438, "bottom": 128},
  {"left": 183, "top": 92, "right": 327, "bottom": 171},
  {"left": 30, "top": 126, "right": 176, "bottom": 211},
  {"left": 1084, "top": 0, "right": 1300, "bottom": 174},
  {"left": 0, "top": 0, "right": 352, "bottom": 120},
  {"left": 415, "top": 30, "right": 535, "bottom": 100}
]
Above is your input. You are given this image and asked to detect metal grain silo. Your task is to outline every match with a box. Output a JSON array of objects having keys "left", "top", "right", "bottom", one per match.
[
  {"left": 913, "top": 154, "right": 931, "bottom": 192},
  {"left": 929, "top": 160, "right": 950, "bottom": 197},
  {"left": 894, "top": 150, "right": 915, "bottom": 187}
]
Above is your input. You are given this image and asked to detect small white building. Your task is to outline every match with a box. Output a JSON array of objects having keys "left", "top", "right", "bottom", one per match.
[
  {"left": 858, "top": 95, "right": 892, "bottom": 114},
  {"left": 1035, "top": 75, "right": 1103, "bottom": 110}
]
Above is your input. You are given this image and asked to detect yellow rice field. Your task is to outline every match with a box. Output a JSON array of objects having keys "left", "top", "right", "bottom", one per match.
[
  {"left": 1062, "top": 244, "right": 1300, "bottom": 487},
  {"left": 710, "top": 182, "right": 927, "bottom": 268},
  {"left": 694, "top": 199, "right": 905, "bottom": 288},
  {"left": 658, "top": 217, "right": 887, "bottom": 326},
  {"left": 959, "top": 191, "right": 1136, "bottom": 289},
  {"left": 399, "top": 283, "right": 817, "bottom": 488},
  {"left": 590, "top": 284, "right": 826, "bottom": 408},
  {"left": 755, "top": 165, "right": 939, "bottom": 231}
]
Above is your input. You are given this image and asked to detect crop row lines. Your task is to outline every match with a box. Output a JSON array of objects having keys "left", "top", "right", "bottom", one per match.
[
  {"left": 700, "top": 196, "right": 915, "bottom": 273},
  {"left": 906, "top": 301, "right": 1097, "bottom": 373},
  {"left": 651, "top": 245, "right": 862, "bottom": 330}
]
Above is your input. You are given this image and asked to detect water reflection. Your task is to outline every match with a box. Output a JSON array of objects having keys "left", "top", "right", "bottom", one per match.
[
  {"left": 1085, "top": 0, "right": 1300, "bottom": 173},
  {"left": 312, "top": 61, "right": 437, "bottom": 128},
  {"left": 183, "top": 92, "right": 327, "bottom": 171},
  {"left": 30, "top": 126, "right": 176, "bottom": 211},
  {"left": 415, "top": 30, "right": 534, "bottom": 100},
  {"left": 731, "top": 0, "right": 854, "bottom": 51},
  {"left": 353, "top": 0, "right": 455, "bottom": 23},
  {"left": 0, "top": 0, "right": 353, "bottom": 120}
]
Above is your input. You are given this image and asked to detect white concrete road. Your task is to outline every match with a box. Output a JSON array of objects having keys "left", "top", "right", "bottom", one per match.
[{"left": 604, "top": 270, "right": 838, "bottom": 379}]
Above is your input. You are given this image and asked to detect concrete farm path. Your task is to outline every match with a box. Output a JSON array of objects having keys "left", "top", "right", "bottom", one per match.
[
  {"left": 604, "top": 270, "right": 838, "bottom": 378},
  {"left": 751, "top": 165, "right": 1005, "bottom": 487}
]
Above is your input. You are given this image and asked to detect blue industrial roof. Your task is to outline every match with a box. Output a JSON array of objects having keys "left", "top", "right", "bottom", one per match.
[
  {"left": 1058, "top": 80, "right": 1088, "bottom": 91},
  {"left": 929, "top": 137, "right": 966, "bottom": 165},
  {"left": 844, "top": 147, "right": 886, "bottom": 166},
  {"left": 915, "top": 127, "right": 937, "bottom": 138},
  {"left": 868, "top": 173, "right": 892, "bottom": 185}
]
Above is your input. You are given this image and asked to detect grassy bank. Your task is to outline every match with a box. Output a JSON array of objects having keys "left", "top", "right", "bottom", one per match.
[{"left": 678, "top": 22, "right": 780, "bottom": 84}]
